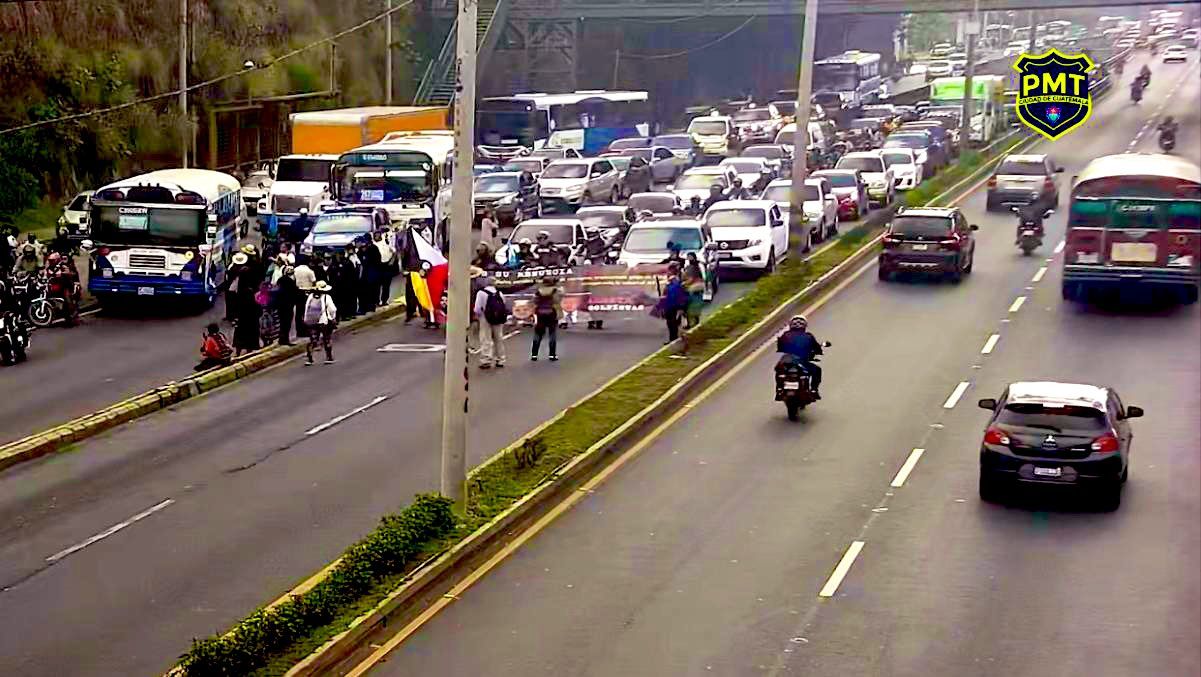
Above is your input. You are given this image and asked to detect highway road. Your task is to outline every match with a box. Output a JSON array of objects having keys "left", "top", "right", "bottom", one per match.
[
  {"left": 0, "top": 244, "right": 776, "bottom": 672},
  {"left": 358, "top": 58, "right": 1201, "bottom": 677}
]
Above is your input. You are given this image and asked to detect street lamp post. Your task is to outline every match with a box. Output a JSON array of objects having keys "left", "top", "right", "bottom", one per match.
[
  {"left": 441, "top": 0, "right": 477, "bottom": 507},
  {"left": 790, "top": 0, "right": 819, "bottom": 235}
]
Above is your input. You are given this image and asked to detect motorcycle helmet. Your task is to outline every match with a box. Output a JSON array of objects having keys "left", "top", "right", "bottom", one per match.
[
  {"left": 789, "top": 315, "right": 807, "bottom": 330},
  {"left": 46, "top": 253, "right": 62, "bottom": 266}
]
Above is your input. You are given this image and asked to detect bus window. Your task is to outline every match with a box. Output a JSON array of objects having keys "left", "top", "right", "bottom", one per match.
[
  {"left": 1111, "top": 203, "right": 1161, "bottom": 229},
  {"left": 1068, "top": 200, "right": 1109, "bottom": 228},
  {"left": 1168, "top": 202, "right": 1201, "bottom": 229}
]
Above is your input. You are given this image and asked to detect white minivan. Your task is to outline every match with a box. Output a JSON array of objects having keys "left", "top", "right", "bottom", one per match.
[
  {"left": 836, "top": 151, "right": 895, "bottom": 207},
  {"left": 702, "top": 199, "right": 789, "bottom": 275}
]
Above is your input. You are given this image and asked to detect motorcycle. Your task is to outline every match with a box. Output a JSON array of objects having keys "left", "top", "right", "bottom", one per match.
[
  {"left": 20, "top": 272, "right": 78, "bottom": 328},
  {"left": 0, "top": 310, "right": 30, "bottom": 365},
  {"left": 1012, "top": 206, "right": 1053, "bottom": 255},
  {"left": 775, "top": 342, "right": 831, "bottom": 421},
  {"left": 1159, "top": 129, "right": 1176, "bottom": 152},
  {"left": 1131, "top": 83, "right": 1143, "bottom": 104}
]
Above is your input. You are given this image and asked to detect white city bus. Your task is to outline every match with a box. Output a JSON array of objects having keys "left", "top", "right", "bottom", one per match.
[
  {"left": 331, "top": 131, "right": 454, "bottom": 236},
  {"left": 87, "top": 169, "right": 244, "bottom": 305},
  {"left": 475, "top": 90, "right": 652, "bottom": 157},
  {"left": 812, "top": 51, "right": 882, "bottom": 110}
]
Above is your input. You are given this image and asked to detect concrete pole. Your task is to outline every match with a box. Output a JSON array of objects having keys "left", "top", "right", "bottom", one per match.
[
  {"left": 790, "top": 0, "right": 818, "bottom": 233},
  {"left": 385, "top": 0, "right": 393, "bottom": 105},
  {"left": 1027, "top": 10, "right": 1038, "bottom": 55},
  {"left": 179, "top": 0, "right": 188, "bottom": 168},
  {"left": 441, "top": 0, "right": 476, "bottom": 507},
  {"left": 962, "top": 0, "right": 979, "bottom": 148}
]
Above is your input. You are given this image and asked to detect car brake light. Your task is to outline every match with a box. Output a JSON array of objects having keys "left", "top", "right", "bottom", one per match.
[
  {"left": 1043, "top": 177, "right": 1055, "bottom": 191},
  {"left": 987, "top": 177, "right": 997, "bottom": 188},
  {"left": 984, "top": 427, "right": 1010, "bottom": 446},
  {"left": 1090, "top": 433, "right": 1120, "bottom": 454},
  {"left": 940, "top": 237, "right": 960, "bottom": 250}
]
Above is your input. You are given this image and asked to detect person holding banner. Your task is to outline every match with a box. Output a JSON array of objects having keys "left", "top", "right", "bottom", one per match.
[{"left": 530, "top": 275, "right": 563, "bottom": 362}]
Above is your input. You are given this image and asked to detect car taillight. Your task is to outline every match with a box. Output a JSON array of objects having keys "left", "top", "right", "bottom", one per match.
[
  {"left": 984, "top": 427, "right": 1010, "bottom": 446},
  {"left": 883, "top": 234, "right": 901, "bottom": 248},
  {"left": 1043, "top": 177, "right": 1055, "bottom": 191},
  {"left": 940, "top": 237, "right": 960, "bottom": 251},
  {"left": 1090, "top": 433, "right": 1120, "bottom": 454},
  {"left": 987, "top": 177, "right": 997, "bottom": 188}
]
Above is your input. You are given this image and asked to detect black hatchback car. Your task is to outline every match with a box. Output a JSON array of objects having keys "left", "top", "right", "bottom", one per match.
[
  {"left": 878, "top": 207, "right": 977, "bottom": 282},
  {"left": 977, "top": 382, "right": 1142, "bottom": 510}
]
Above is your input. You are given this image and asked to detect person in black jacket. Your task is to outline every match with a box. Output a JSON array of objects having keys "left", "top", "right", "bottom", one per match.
[
  {"left": 273, "top": 266, "right": 299, "bottom": 345},
  {"left": 334, "top": 251, "right": 360, "bottom": 320},
  {"left": 358, "top": 238, "right": 382, "bottom": 313},
  {"left": 776, "top": 315, "right": 824, "bottom": 397},
  {"left": 701, "top": 184, "right": 726, "bottom": 213}
]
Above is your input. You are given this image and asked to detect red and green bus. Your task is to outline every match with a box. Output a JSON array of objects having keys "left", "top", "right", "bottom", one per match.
[{"left": 1064, "top": 153, "right": 1201, "bottom": 304}]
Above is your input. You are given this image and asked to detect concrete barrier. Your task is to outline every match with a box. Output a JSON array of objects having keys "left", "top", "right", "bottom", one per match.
[{"left": 0, "top": 301, "right": 410, "bottom": 474}]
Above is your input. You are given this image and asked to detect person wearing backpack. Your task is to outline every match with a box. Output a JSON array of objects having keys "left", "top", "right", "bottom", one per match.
[
  {"left": 195, "top": 322, "right": 234, "bottom": 371},
  {"left": 529, "top": 275, "right": 563, "bottom": 362},
  {"left": 302, "top": 281, "right": 338, "bottom": 365},
  {"left": 474, "top": 275, "right": 508, "bottom": 369}
]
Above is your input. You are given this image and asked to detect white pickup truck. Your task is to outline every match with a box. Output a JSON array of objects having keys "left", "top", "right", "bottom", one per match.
[{"left": 760, "top": 177, "right": 839, "bottom": 252}]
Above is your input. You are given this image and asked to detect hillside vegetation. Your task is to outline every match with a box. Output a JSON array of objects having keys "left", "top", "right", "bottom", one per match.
[{"left": 0, "top": 0, "right": 423, "bottom": 229}]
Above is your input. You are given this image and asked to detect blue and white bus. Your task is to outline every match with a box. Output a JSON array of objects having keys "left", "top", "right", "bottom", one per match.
[
  {"left": 87, "top": 169, "right": 244, "bottom": 304},
  {"left": 331, "top": 131, "right": 455, "bottom": 231},
  {"left": 813, "top": 51, "right": 883, "bottom": 110},
  {"left": 475, "top": 90, "right": 652, "bottom": 157}
]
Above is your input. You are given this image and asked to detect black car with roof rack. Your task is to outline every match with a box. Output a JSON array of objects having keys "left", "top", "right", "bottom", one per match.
[{"left": 878, "top": 207, "right": 977, "bottom": 282}]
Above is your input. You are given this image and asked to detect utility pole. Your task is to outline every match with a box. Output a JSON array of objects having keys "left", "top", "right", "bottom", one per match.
[
  {"left": 385, "top": 0, "right": 393, "bottom": 105},
  {"left": 961, "top": 0, "right": 979, "bottom": 149},
  {"left": 1027, "top": 10, "right": 1038, "bottom": 55},
  {"left": 790, "top": 0, "right": 818, "bottom": 233},
  {"left": 179, "top": 0, "right": 188, "bottom": 167},
  {"left": 441, "top": 0, "right": 476, "bottom": 507}
]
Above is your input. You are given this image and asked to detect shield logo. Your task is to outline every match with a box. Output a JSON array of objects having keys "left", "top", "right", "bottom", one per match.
[{"left": 1013, "top": 48, "right": 1096, "bottom": 141}]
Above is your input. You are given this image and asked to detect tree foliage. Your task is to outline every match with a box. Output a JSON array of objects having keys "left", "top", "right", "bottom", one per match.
[{"left": 0, "top": 0, "right": 419, "bottom": 224}]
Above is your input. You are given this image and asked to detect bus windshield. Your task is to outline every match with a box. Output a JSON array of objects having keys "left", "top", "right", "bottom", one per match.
[
  {"left": 338, "top": 168, "right": 432, "bottom": 203},
  {"left": 814, "top": 64, "right": 858, "bottom": 92},
  {"left": 477, "top": 108, "right": 549, "bottom": 147},
  {"left": 92, "top": 205, "right": 207, "bottom": 246}
]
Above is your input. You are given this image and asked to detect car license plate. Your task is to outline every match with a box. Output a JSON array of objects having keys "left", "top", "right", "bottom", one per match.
[
  {"left": 911, "top": 244, "right": 928, "bottom": 251},
  {"left": 1033, "top": 467, "right": 1062, "bottom": 477},
  {"left": 137, "top": 286, "right": 155, "bottom": 296},
  {"left": 783, "top": 381, "right": 801, "bottom": 390},
  {"left": 718, "top": 252, "right": 734, "bottom": 259},
  {"left": 1111, "top": 242, "right": 1158, "bottom": 263}
]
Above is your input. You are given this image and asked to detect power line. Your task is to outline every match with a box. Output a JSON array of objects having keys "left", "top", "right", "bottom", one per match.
[
  {"left": 621, "top": 16, "right": 758, "bottom": 60},
  {"left": 0, "top": 0, "right": 417, "bottom": 136},
  {"left": 620, "top": 0, "right": 745, "bottom": 24}
]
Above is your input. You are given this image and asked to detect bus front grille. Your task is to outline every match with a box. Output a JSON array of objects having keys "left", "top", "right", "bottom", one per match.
[{"left": 129, "top": 254, "right": 167, "bottom": 269}]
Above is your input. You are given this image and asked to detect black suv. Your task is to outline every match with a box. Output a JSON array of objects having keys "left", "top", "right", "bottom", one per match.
[
  {"left": 977, "top": 382, "right": 1142, "bottom": 510},
  {"left": 878, "top": 207, "right": 977, "bottom": 282}
]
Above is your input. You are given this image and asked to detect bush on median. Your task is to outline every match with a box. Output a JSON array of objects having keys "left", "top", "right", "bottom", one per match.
[
  {"left": 178, "top": 494, "right": 455, "bottom": 676},
  {"left": 172, "top": 134, "right": 1030, "bottom": 676}
]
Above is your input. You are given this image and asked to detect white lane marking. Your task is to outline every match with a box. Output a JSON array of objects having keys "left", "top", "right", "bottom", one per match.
[
  {"left": 981, "top": 334, "right": 1000, "bottom": 355},
  {"left": 1008, "top": 296, "right": 1026, "bottom": 313},
  {"left": 819, "top": 540, "right": 865, "bottom": 598},
  {"left": 1054, "top": 240, "right": 1065, "bottom": 254},
  {"left": 890, "top": 448, "right": 926, "bottom": 488},
  {"left": 1031, "top": 266, "right": 1047, "bottom": 283},
  {"left": 45, "top": 499, "right": 175, "bottom": 564},
  {"left": 304, "top": 395, "right": 389, "bottom": 436},
  {"left": 943, "top": 381, "right": 970, "bottom": 409}
]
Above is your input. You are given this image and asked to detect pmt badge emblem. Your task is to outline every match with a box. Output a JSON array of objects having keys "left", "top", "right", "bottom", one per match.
[{"left": 1012, "top": 48, "right": 1096, "bottom": 141}]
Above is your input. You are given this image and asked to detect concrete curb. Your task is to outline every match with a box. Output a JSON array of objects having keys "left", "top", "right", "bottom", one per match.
[
  {"left": 268, "top": 134, "right": 1035, "bottom": 677},
  {"left": 0, "top": 301, "right": 409, "bottom": 474}
]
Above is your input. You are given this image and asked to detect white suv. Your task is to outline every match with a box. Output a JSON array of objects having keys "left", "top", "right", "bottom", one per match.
[
  {"left": 880, "top": 147, "right": 924, "bottom": 190},
  {"left": 836, "top": 151, "right": 895, "bottom": 207},
  {"left": 539, "top": 158, "right": 621, "bottom": 213},
  {"left": 703, "top": 199, "right": 789, "bottom": 275}
]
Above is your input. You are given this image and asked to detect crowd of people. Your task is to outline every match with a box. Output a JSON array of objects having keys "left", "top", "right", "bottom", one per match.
[{"left": 0, "top": 228, "right": 82, "bottom": 329}]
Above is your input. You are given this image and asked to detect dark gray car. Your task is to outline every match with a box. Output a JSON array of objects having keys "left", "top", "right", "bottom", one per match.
[
  {"left": 977, "top": 381, "right": 1141, "bottom": 510},
  {"left": 985, "top": 154, "right": 1064, "bottom": 211}
]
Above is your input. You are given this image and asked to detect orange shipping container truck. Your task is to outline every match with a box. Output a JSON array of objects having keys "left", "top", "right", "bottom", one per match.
[{"left": 289, "top": 106, "right": 450, "bottom": 155}]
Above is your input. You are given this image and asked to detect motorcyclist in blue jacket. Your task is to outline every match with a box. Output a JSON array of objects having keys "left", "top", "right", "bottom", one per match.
[{"left": 776, "top": 315, "right": 823, "bottom": 398}]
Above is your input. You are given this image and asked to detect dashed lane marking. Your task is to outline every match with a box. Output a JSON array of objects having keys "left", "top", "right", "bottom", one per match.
[
  {"left": 1054, "top": 240, "right": 1065, "bottom": 254},
  {"left": 1031, "top": 266, "right": 1047, "bottom": 283},
  {"left": 45, "top": 499, "right": 175, "bottom": 564},
  {"left": 1008, "top": 296, "right": 1027, "bottom": 313},
  {"left": 981, "top": 334, "right": 1000, "bottom": 355},
  {"left": 942, "top": 381, "right": 971, "bottom": 409},
  {"left": 818, "top": 541, "right": 866, "bottom": 598},
  {"left": 304, "top": 395, "right": 389, "bottom": 436},
  {"left": 890, "top": 448, "right": 926, "bottom": 488}
]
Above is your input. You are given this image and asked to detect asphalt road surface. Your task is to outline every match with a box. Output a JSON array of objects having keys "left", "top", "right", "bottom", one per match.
[
  {"left": 0, "top": 230, "right": 790, "bottom": 673},
  {"left": 360, "top": 58, "right": 1200, "bottom": 677}
]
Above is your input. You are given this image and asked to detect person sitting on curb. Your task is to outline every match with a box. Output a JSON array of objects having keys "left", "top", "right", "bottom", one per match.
[{"left": 195, "top": 322, "right": 234, "bottom": 372}]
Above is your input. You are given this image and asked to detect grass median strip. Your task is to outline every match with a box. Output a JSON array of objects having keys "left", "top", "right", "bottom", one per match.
[{"left": 175, "top": 135, "right": 1028, "bottom": 676}]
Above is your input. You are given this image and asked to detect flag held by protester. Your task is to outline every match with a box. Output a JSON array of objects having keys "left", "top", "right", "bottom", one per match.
[{"left": 402, "top": 227, "right": 448, "bottom": 322}]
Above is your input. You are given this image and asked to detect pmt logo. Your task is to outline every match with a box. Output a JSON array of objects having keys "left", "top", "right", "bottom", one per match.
[{"left": 1012, "top": 48, "right": 1096, "bottom": 141}]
